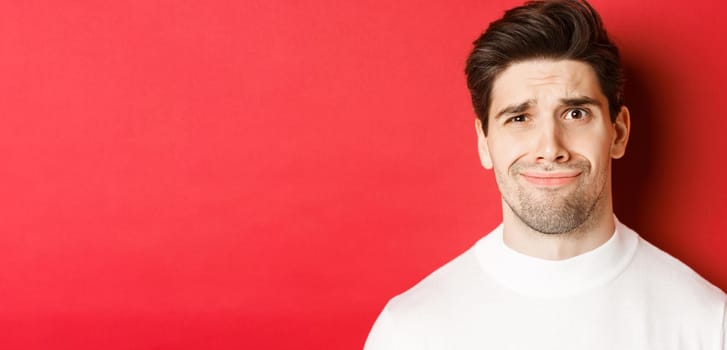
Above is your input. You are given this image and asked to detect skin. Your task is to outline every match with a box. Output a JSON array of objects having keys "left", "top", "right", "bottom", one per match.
[{"left": 475, "top": 59, "right": 630, "bottom": 260}]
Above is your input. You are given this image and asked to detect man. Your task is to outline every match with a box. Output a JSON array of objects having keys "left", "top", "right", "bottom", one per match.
[{"left": 364, "top": 0, "right": 726, "bottom": 349}]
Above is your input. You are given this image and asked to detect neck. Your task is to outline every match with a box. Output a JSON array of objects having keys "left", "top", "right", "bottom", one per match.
[{"left": 501, "top": 197, "right": 615, "bottom": 261}]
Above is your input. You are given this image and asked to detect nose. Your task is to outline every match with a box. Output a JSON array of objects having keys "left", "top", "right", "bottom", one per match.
[{"left": 534, "top": 121, "right": 570, "bottom": 164}]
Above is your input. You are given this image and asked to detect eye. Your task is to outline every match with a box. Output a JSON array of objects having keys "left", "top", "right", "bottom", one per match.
[
  {"left": 506, "top": 114, "right": 528, "bottom": 124},
  {"left": 564, "top": 108, "right": 589, "bottom": 120}
]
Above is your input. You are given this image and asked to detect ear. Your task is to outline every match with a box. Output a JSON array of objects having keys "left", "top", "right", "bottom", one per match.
[
  {"left": 610, "top": 106, "right": 631, "bottom": 159},
  {"left": 475, "top": 119, "right": 493, "bottom": 169}
]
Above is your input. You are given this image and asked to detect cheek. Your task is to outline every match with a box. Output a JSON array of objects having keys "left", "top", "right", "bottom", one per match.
[
  {"left": 488, "top": 135, "right": 528, "bottom": 170},
  {"left": 567, "top": 127, "right": 612, "bottom": 158}
]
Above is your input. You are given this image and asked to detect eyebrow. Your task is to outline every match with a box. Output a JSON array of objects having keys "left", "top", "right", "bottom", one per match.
[
  {"left": 560, "top": 96, "right": 602, "bottom": 107},
  {"left": 494, "top": 100, "right": 534, "bottom": 120}
]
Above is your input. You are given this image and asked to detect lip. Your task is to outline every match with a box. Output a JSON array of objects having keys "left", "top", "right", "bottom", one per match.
[{"left": 520, "top": 171, "right": 581, "bottom": 186}]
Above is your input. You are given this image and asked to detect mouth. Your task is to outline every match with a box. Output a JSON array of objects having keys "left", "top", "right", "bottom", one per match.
[{"left": 520, "top": 171, "right": 582, "bottom": 187}]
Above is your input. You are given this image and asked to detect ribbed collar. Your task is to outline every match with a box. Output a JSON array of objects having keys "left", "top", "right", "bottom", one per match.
[{"left": 474, "top": 217, "right": 639, "bottom": 298}]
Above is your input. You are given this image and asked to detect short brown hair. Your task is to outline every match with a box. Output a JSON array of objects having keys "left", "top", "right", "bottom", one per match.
[{"left": 465, "top": 0, "right": 624, "bottom": 134}]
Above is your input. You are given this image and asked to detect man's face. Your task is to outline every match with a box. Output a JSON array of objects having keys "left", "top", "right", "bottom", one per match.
[{"left": 476, "top": 59, "right": 629, "bottom": 234}]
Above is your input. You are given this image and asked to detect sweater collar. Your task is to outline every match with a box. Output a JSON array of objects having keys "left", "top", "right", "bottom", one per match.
[{"left": 474, "top": 217, "right": 639, "bottom": 298}]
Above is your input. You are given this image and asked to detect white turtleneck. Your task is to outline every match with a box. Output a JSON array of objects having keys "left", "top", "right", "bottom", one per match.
[{"left": 364, "top": 219, "right": 726, "bottom": 350}]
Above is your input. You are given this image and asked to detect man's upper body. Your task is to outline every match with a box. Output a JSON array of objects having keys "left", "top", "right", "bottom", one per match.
[
  {"left": 364, "top": 219, "right": 727, "bottom": 349},
  {"left": 365, "top": 0, "right": 726, "bottom": 348}
]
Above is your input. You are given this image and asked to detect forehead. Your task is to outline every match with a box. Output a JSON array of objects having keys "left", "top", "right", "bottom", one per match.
[{"left": 489, "top": 59, "right": 606, "bottom": 115}]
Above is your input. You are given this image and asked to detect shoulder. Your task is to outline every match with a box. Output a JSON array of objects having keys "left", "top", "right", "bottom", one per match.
[
  {"left": 386, "top": 244, "right": 481, "bottom": 314},
  {"left": 632, "top": 232, "right": 725, "bottom": 301},
  {"left": 620, "top": 223, "right": 726, "bottom": 330},
  {"left": 384, "top": 232, "right": 501, "bottom": 322},
  {"left": 626, "top": 230, "right": 727, "bottom": 344}
]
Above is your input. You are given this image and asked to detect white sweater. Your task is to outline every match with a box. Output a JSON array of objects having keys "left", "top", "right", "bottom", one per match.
[{"left": 365, "top": 220, "right": 726, "bottom": 350}]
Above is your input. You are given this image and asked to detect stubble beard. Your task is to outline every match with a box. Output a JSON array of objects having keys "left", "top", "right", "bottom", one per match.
[{"left": 496, "top": 160, "right": 607, "bottom": 235}]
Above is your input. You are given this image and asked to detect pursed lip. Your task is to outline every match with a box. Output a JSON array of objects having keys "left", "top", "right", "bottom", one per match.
[{"left": 519, "top": 171, "right": 582, "bottom": 186}]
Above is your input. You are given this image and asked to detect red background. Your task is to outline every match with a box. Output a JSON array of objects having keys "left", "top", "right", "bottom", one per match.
[{"left": 2, "top": 0, "right": 726, "bottom": 348}]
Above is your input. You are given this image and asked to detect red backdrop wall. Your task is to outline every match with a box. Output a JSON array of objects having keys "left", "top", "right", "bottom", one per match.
[{"left": 2, "top": 0, "right": 726, "bottom": 348}]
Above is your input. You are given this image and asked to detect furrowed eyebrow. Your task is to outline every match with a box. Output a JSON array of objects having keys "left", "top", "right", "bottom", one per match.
[
  {"left": 560, "top": 96, "right": 602, "bottom": 107},
  {"left": 494, "top": 100, "right": 534, "bottom": 120}
]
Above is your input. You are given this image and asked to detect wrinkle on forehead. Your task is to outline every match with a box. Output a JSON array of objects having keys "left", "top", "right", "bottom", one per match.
[
  {"left": 489, "top": 59, "right": 603, "bottom": 115},
  {"left": 525, "top": 64, "right": 588, "bottom": 89}
]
